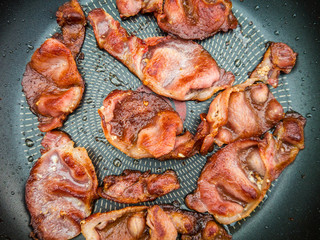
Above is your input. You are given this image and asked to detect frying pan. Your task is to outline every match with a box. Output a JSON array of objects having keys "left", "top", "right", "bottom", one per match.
[{"left": 0, "top": 0, "right": 320, "bottom": 239}]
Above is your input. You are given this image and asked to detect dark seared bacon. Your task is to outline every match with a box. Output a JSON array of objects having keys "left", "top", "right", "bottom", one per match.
[
  {"left": 25, "top": 131, "right": 98, "bottom": 240},
  {"left": 22, "top": 38, "right": 84, "bottom": 132},
  {"left": 53, "top": 0, "right": 86, "bottom": 58},
  {"left": 186, "top": 112, "right": 306, "bottom": 224},
  {"left": 99, "top": 170, "right": 180, "bottom": 203},
  {"left": 88, "top": 8, "right": 234, "bottom": 101},
  {"left": 195, "top": 42, "right": 296, "bottom": 154},
  {"left": 98, "top": 90, "right": 196, "bottom": 159},
  {"left": 81, "top": 205, "right": 231, "bottom": 240},
  {"left": 116, "top": 0, "right": 163, "bottom": 18},
  {"left": 250, "top": 42, "right": 297, "bottom": 88},
  {"left": 116, "top": 0, "right": 237, "bottom": 40},
  {"left": 22, "top": 0, "right": 86, "bottom": 132},
  {"left": 155, "top": 0, "right": 238, "bottom": 40}
]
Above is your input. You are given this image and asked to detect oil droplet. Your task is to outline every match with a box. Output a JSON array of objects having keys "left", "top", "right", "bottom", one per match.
[
  {"left": 249, "top": 21, "right": 253, "bottom": 26},
  {"left": 2, "top": 54, "right": 5, "bottom": 57},
  {"left": 234, "top": 59, "right": 241, "bottom": 67},
  {"left": 254, "top": 5, "right": 260, "bottom": 11},
  {"left": 274, "top": 30, "right": 280, "bottom": 35},
  {"left": 11, "top": 191, "right": 15, "bottom": 195},
  {"left": 27, "top": 44, "right": 34, "bottom": 50},
  {"left": 306, "top": 113, "right": 312, "bottom": 118},
  {"left": 133, "top": 159, "right": 139, "bottom": 165},
  {"left": 82, "top": 116, "right": 87, "bottom": 121},
  {"left": 113, "top": 158, "right": 122, "bottom": 167},
  {"left": 311, "top": 107, "right": 316, "bottom": 111},
  {"left": 25, "top": 138, "right": 34, "bottom": 147},
  {"left": 156, "top": 167, "right": 161, "bottom": 173},
  {"left": 315, "top": 137, "right": 319, "bottom": 141},
  {"left": 97, "top": 155, "right": 103, "bottom": 161},
  {"left": 225, "top": 40, "right": 230, "bottom": 46},
  {"left": 95, "top": 65, "right": 105, "bottom": 72},
  {"left": 86, "top": 98, "right": 93, "bottom": 104},
  {"left": 22, "top": 19, "right": 25, "bottom": 22},
  {"left": 28, "top": 156, "right": 34, "bottom": 162},
  {"left": 295, "top": 36, "right": 300, "bottom": 41}
]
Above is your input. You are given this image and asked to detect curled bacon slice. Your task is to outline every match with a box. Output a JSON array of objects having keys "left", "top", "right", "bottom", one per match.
[
  {"left": 98, "top": 90, "right": 196, "bottom": 159},
  {"left": 25, "top": 131, "right": 98, "bottom": 240},
  {"left": 22, "top": 0, "right": 86, "bottom": 132},
  {"left": 250, "top": 42, "right": 297, "bottom": 88},
  {"left": 88, "top": 8, "right": 234, "bottom": 101},
  {"left": 186, "top": 112, "right": 306, "bottom": 225},
  {"left": 155, "top": 0, "right": 238, "bottom": 40},
  {"left": 81, "top": 205, "right": 231, "bottom": 240},
  {"left": 195, "top": 42, "right": 296, "bottom": 154},
  {"left": 99, "top": 170, "right": 180, "bottom": 203},
  {"left": 53, "top": 0, "right": 86, "bottom": 58},
  {"left": 116, "top": 0, "right": 237, "bottom": 40},
  {"left": 22, "top": 38, "right": 84, "bottom": 132}
]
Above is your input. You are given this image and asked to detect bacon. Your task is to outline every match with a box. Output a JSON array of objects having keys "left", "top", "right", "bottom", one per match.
[
  {"left": 25, "top": 131, "right": 98, "bottom": 240},
  {"left": 98, "top": 90, "right": 196, "bottom": 159},
  {"left": 116, "top": 0, "right": 163, "bottom": 18},
  {"left": 155, "top": 0, "right": 237, "bottom": 40},
  {"left": 22, "top": 0, "right": 86, "bottom": 132},
  {"left": 53, "top": 0, "right": 86, "bottom": 58},
  {"left": 186, "top": 112, "right": 306, "bottom": 225},
  {"left": 88, "top": 8, "right": 234, "bottom": 101},
  {"left": 22, "top": 38, "right": 84, "bottom": 132},
  {"left": 250, "top": 42, "right": 297, "bottom": 88},
  {"left": 99, "top": 170, "right": 180, "bottom": 203},
  {"left": 116, "top": 0, "right": 237, "bottom": 40},
  {"left": 81, "top": 206, "right": 149, "bottom": 240},
  {"left": 81, "top": 205, "right": 231, "bottom": 240},
  {"left": 195, "top": 42, "right": 296, "bottom": 154}
]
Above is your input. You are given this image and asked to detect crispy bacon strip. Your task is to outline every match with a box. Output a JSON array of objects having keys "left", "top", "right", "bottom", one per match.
[
  {"left": 116, "top": 0, "right": 237, "bottom": 40},
  {"left": 25, "top": 131, "right": 98, "bottom": 240},
  {"left": 195, "top": 42, "right": 296, "bottom": 154},
  {"left": 250, "top": 42, "right": 297, "bottom": 88},
  {"left": 98, "top": 90, "right": 196, "bottom": 159},
  {"left": 81, "top": 205, "right": 231, "bottom": 240},
  {"left": 186, "top": 112, "right": 306, "bottom": 225},
  {"left": 88, "top": 8, "right": 234, "bottom": 101},
  {"left": 99, "top": 170, "right": 180, "bottom": 203},
  {"left": 53, "top": 0, "right": 86, "bottom": 58}
]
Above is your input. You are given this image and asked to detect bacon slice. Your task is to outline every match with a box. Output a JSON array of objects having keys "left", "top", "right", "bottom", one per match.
[
  {"left": 98, "top": 90, "right": 196, "bottom": 159},
  {"left": 22, "top": 38, "right": 84, "bottom": 132},
  {"left": 116, "top": 0, "right": 237, "bottom": 40},
  {"left": 250, "top": 42, "right": 297, "bottom": 88},
  {"left": 186, "top": 112, "right": 306, "bottom": 225},
  {"left": 88, "top": 8, "right": 234, "bottom": 101},
  {"left": 81, "top": 206, "right": 149, "bottom": 240},
  {"left": 155, "top": 0, "right": 237, "bottom": 40},
  {"left": 116, "top": 0, "right": 163, "bottom": 18},
  {"left": 99, "top": 170, "right": 180, "bottom": 203},
  {"left": 22, "top": 0, "right": 86, "bottom": 132},
  {"left": 25, "top": 131, "right": 98, "bottom": 240},
  {"left": 81, "top": 205, "right": 231, "bottom": 240},
  {"left": 195, "top": 42, "right": 296, "bottom": 154},
  {"left": 53, "top": 0, "right": 86, "bottom": 58}
]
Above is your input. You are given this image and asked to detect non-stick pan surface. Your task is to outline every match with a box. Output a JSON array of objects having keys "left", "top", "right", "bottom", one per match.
[{"left": 0, "top": 0, "right": 320, "bottom": 239}]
